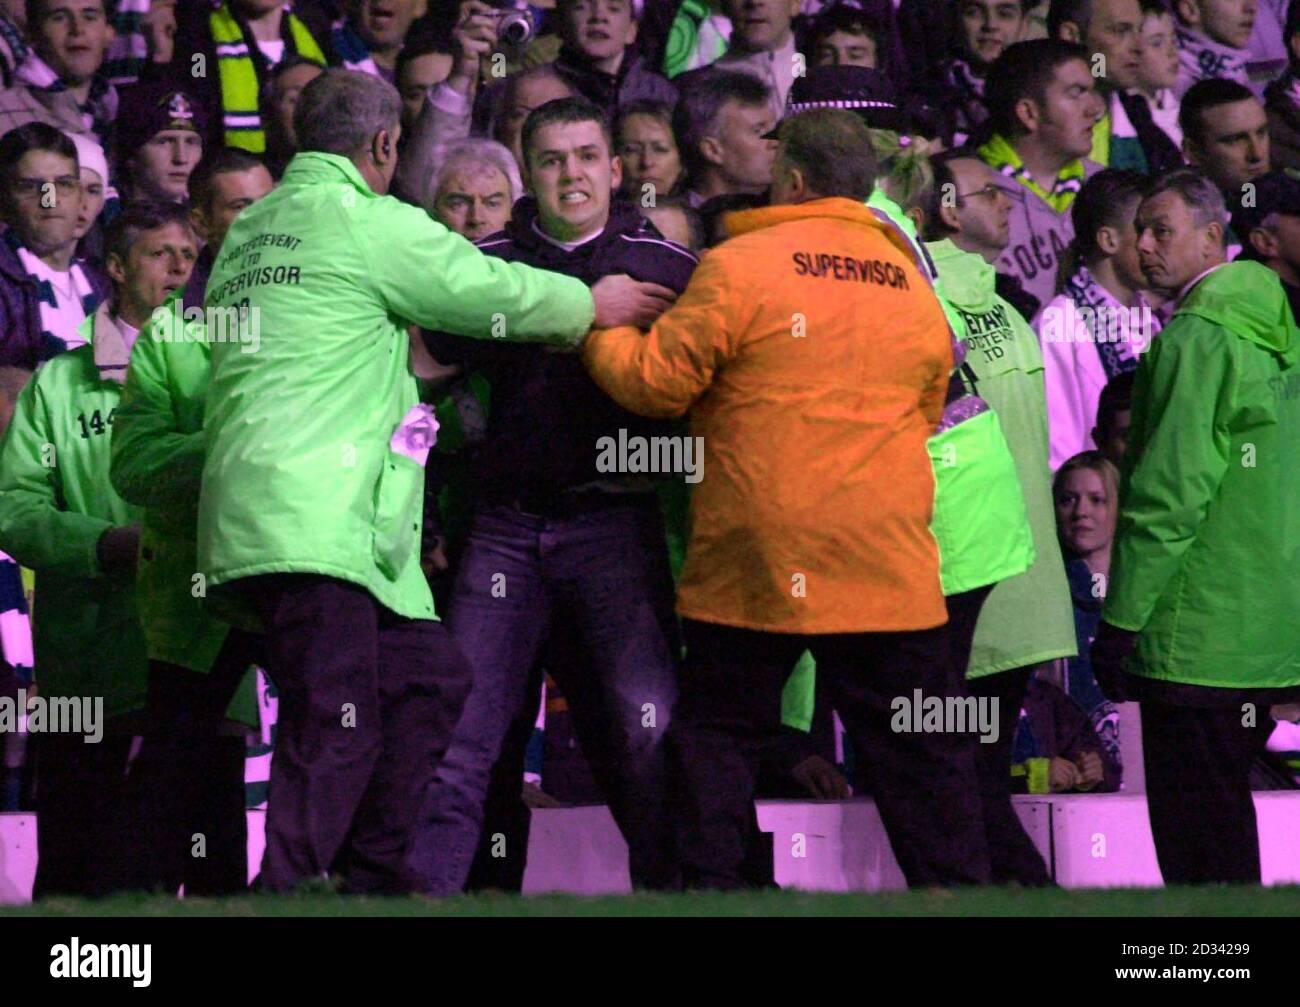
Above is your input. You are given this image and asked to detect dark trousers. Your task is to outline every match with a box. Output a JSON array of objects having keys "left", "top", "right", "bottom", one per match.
[
  {"left": 672, "top": 616, "right": 990, "bottom": 890},
  {"left": 406, "top": 499, "right": 681, "bottom": 894},
  {"left": 967, "top": 662, "right": 1053, "bottom": 886},
  {"left": 242, "top": 574, "right": 472, "bottom": 894},
  {"left": 111, "top": 631, "right": 262, "bottom": 895},
  {"left": 1142, "top": 701, "right": 1274, "bottom": 885},
  {"left": 466, "top": 663, "right": 543, "bottom": 892},
  {"left": 32, "top": 731, "right": 135, "bottom": 899}
]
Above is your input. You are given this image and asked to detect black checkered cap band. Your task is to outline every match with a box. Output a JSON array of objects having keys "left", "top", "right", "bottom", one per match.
[{"left": 787, "top": 99, "right": 899, "bottom": 114}]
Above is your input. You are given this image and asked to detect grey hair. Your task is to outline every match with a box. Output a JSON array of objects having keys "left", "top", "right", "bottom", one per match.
[
  {"left": 421, "top": 138, "right": 523, "bottom": 217},
  {"left": 294, "top": 69, "right": 402, "bottom": 158},
  {"left": 1143, "top": 168, "right": 1229, "bottom": 236}
]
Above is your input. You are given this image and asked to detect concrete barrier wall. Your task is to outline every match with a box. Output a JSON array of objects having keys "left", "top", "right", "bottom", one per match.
[{"left": 6, "top": 790, "right": 1300, "bottom": 902}]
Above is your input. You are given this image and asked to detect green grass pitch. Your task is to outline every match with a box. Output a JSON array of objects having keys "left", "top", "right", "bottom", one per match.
[{"left": 4, "top": 886, "right": 1298, "bottom": 917}]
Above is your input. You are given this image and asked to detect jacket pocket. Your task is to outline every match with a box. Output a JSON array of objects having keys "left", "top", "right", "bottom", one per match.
[{"left": 372, "top": 450, "right": 425, "bottom": 582}]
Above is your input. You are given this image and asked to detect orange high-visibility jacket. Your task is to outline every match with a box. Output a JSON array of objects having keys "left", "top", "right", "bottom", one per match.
[{"left": 583, "top": 197, "right": 953, "bottom": 634}]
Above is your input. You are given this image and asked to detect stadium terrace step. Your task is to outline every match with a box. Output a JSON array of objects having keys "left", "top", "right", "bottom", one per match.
[{"left": 6, "top": 791, "right": 1300, "bottom": 902}]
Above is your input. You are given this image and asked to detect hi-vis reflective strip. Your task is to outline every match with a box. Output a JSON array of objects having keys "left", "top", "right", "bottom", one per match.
[{"left": 210, "top": 3, "right": 326, "bottom": 154}]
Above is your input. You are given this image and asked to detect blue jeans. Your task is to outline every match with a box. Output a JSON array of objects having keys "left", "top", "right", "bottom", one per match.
[{"left": 406, "top": 497, "right": 681, "bottom": 893}]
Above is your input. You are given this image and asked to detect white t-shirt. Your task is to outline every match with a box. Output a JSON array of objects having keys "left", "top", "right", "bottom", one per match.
[{"left": 256, "top": 38, "right": 286, "bottom": 66}]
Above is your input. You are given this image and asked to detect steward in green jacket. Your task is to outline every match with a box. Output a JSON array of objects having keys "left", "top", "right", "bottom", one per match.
[
  {"left": 0, "top": 300, "right": 142, "bottom": 897},
  {"left": 1093, "top": 171, "right": 1300, "bottom": 885},
  {"left": 920, "top": 149, "right": 1081, "bottom": 890},
  {"left": 1104, "top": 266, "right": 1300, "bottom": 693},
  {"left": 194, "top": 70, "right": 674, "bottom": 894},
  {"left": 109, "top": 191, "right": 270, "bottom": 897},
  {"left": 927, "top": 238, "right": 1077, "bottom": 678}
]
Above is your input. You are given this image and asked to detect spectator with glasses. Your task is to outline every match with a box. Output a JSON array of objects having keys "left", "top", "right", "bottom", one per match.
[{"left": 0, "top": 122, "right": 108, "bottom": 366}]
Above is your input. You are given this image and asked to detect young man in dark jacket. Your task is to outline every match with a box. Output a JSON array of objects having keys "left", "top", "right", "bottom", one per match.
[
  {"left": 551, "top": 0, "right": 678, "bottom": 110},
  {"left": 407, "top": 95, "right": 695, "bottom": 896}
]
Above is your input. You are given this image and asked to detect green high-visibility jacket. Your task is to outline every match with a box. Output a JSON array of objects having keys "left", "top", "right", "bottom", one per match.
[
  {"left": 867, "top": 192, "right": 1034, "bottom": 594},
  {"left": 109, "top": 295, "right": 257, "bottom": 725},
  {"left": 1104, "top": 262, "right": 1300, "bottom": 690},
  {"left": 0, "top": 308, "right": 147, "bottom": 719},
  {"left": 779, "top": 202, "right": 1037, "bottom": 731},
  {"left": 198, "top": 152, "right": 597, "bottom": 620},
  {"left": 926, "top": 239, "right": 1076, "bottom": 678}
]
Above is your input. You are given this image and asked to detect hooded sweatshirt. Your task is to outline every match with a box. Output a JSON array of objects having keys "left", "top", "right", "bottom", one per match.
[
  {"left": 0, "top": 306, "right": 146, "bottom": 719},
  {"left": 927, "top": 239, "right": 1077, "bottom": 678},
  {"left": 1105, "top": 261, "right": 1300, "bottom": 692}
]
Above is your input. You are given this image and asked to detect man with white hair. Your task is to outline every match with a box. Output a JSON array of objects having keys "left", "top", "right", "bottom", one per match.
[
  {"left": 197, "top": 69, "right": 675, "bottom": 894},
  {"left": 1094, "top": 168, "right": 1300, "bottom": 885},
  {"left": 422, "top": 137, "right": 520, "bottom": 242}
]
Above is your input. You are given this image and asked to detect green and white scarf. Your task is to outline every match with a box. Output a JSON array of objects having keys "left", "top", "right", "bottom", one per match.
[
  {"left": 979, "top": 132, "right": 1086, "bottom": 214},
  {"left": 212, "top": 3, "right": 325, "bottom": 154}
]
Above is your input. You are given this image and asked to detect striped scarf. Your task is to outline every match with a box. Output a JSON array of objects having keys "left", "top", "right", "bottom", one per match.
[
  {"left": 5, "top": 230, "right": 101, "bottom": 358},
  {"left": 14, "top": 54, "right": 116, "bottom": 144},
  {"left": 0, "top": 14, "right": 27, "bottom": 88},
  {"left": 103, "top": 0, "right": 151, "bottom": 87},
  {"left": 329, "top": 18, "right": 381, "bottom": 78},
  {"left": 1062, "top": 264, "right": 1144, "bottom": 379},
  {"left": 0, "top": 551, "right": 31, "bottom": 684},
  {"left": 212, "top": 3, "right": 326, "bottom": 154},
  {"left": 979, "top": 132, "right": 1086, "bottom": 214}
]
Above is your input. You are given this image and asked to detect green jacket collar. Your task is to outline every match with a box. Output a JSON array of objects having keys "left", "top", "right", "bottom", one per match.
[
  {"left": 85, "top": 302, "right": 131, "bottom": 384},
  {"left": 925, "top": 238, "right": 996, "bottom": 312},
  {"left": 1176, "top": 261, "right": 1299, "bottom": 363},
  {"left": 279, "top": 151, "right": 378, "bottom": 200}
]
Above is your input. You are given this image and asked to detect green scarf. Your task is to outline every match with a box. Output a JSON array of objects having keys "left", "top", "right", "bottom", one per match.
[
  {"left": 978, "top": 132, "right": 1086, "bottom": 214},
  {"left": 211, "top": 3, "right": 325, "bottom": 154},
  {"left": 664, "top": 0, "right": 728, "bottom": 79}
]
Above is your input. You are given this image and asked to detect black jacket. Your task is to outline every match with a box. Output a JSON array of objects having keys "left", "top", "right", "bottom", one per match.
[
  {"left": 426, "top": 198, "right": 698, "bottom": 503},
  {"left": 553, "top": 45, "right": 678, "bottom": 110}
]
